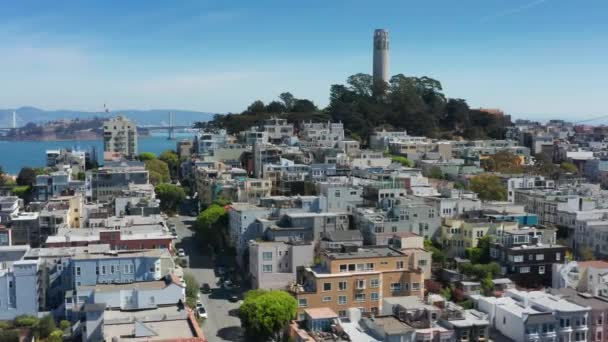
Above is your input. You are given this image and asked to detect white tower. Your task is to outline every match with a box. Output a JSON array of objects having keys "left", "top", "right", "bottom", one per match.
[
  {"left": 12, "top": 111, "right": 17, "bottom": 128},
  {"left": 373, "top": 29, "right": 390, "bottom": 85}
]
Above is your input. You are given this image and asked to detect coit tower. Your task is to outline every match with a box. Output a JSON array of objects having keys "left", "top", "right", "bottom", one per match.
[{"left": 373, "top": 29, "right": 390, "bottom": 85}]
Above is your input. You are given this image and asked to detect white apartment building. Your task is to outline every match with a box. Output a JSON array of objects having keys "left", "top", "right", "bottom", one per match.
[{"left": 103, "top": 116, "right": 138, "bottom": 158}]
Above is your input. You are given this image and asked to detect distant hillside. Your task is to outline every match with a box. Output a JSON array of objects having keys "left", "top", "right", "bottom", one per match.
[{"left": 0, "top": 107, "right": 215, "bottom": 127}]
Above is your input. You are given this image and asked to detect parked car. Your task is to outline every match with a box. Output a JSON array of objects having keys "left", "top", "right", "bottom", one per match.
[
  {"left": 200, "top": 283, "right": 211, "bottom": 294},
  {"left": 229, "top": 295, "right": 239, "bottom": 303},
  {"left": 196, "top": 305, "right": 208, "bottom": 319},
  {"left": 222, "top": 280, "right": 235, "bottom": 290},
  {"left": 177, "top": 248, "right": 186, "bottom": 257}
]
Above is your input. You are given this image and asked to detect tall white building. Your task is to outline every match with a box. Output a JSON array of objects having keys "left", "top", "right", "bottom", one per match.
[{"left": 103, "top": 116, "right": 138, "bottom": 159}]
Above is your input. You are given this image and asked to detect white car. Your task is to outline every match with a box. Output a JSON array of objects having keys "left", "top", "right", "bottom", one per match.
[
  {"left": 177, "top": 248, "right": 186, "bottom": 257},
  {"left": 196, "top": 304, "right": 208, "bottom": 319}
]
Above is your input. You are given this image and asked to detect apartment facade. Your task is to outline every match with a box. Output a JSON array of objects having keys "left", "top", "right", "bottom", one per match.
[
  {"left": 103, "top": 115, "right": 138, "bottom": 158},
  {"left": 290, "top": 246, "right": 424, "bottom": 319},
  {"left": 248, "top": 240, "right": 314, "bottom": 290}
]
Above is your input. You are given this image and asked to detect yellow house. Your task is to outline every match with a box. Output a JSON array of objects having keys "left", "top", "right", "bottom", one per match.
[{"left": 441, "top": 218, "right": 518, "bottom": 258}]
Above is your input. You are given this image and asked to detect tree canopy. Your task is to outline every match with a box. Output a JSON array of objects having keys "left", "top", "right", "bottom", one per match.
[
  {"left": 159, "top": 150, "right": 180, "bottom": 179},
  {"left": 239, "top": 290, "right": 297, "bottom": 341},
  {"left": 138, "top": 152, "right": 157, "bottom": 161},
  {"left": 194, "top": 73, "right": 509, "bottom": 141},
  {"left": 469, "top": 174, "right": 507, "bottom": 201},
  {"left": 144, "top": 159, "right": 170, "bottom": 185},
  {"left": 196, "top": 204, "right": 228, "bottom": 251},
  {"left": 155, "top": 183, "right": 186, "bottom": 214}
]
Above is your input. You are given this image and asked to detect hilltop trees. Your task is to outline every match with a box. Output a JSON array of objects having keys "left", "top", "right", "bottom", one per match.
[{"left": 196, "top": 73, "right": 510, "bottom": 142}]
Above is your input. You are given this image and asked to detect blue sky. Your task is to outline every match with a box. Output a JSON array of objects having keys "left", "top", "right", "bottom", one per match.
[{"left": 0, "top": 0, "right": 606, "bottom": 120}]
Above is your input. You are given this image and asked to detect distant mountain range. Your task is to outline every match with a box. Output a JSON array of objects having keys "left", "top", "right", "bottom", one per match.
[{"left": 0, "top": 107, "right": 215, "bottom": 127}]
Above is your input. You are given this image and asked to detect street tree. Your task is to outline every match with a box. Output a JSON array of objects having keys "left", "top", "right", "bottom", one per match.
[
  {"left": 145, "top": 159, "right": 170, "bottom": 185},
  {"left": 196, "top": 204, "right": 228, "bottom": 250},
  {"left": 159, "top": 150, "right": 180, "bottom": 179},
  {"left": 469, "top": 174, "right": 507, "bottom": 201},
  {"left": 239, "top": 290, "right": 297, "bottom": 341},
  {"left": 138, "top": 152, "right": 157, "bottom": 161},
  {"left": 155, "top": 183, "right": 186, "bottom": 214}
]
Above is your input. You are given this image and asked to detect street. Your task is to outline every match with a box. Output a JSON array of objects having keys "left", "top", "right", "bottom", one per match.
[{"left": 169, "top": 215, "right": 244, "bottom": 342}]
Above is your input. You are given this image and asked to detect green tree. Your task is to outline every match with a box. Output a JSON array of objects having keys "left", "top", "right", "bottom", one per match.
[
  {"left": 0, "top": 330, "right": 19, "bottom": 342},
  {"left": 560, "top": 162, "right": 578, "bottom": 174},
  {"left": 196, "top": 204, "right": 228, "bottom": 250},
  {"left": 48, "top": 329, "right": 63, "bottom": 342},
  {"left": 155, "top": 183, "right": 186, "bottom": 214},
  {"left": 428, "top": 166, "right": 444, "bottom": 179},
  {"left": 12, "top": 185, "right": 30, "bottom": 200},
  {"left": 390, "top": 155, "right": 413, "bottom": 167},
  {"left": 17, "top": 167, "right": 37, "bottom": 186},
  {"left": 279, "top": 92, "right": 295, "bottom": 111},
  {"left": 481, "top": 276, "right": 495, "bottom": 296},
  {"left": 159, "top": 150, "right": 180, "bottom": 179},
  {"left": 239, "top": 290, "right": 297, "bottom": 341},
  {"left": 14, "top": 315, "right": 39, "bottom": 327},
  {"left": 482, "top": 151, "right": 523, "bottom": 173},
  {"left": 37, "top": 315, "right": 56, "bottom": 338},
  {"left": 145, "top": 159, "right": 170, "bottom": 185},
  {"left": 424, "top": 239, "right": 446, "bottom": 265},
  {"left": 138, "top": 152, "right": 157, "bottom": 161},
  {"left": 291, "top": 99, "right": 317, "bottom": 112},
  {"left": 59, "top": 320, "right": 71, "bottom": 331},
  {"left": 76, "top": 172, "right": 86, "bottom": 181},
  {"left": 0, "top": 165, "right": 5, "bottom": 186},
  {"left": 266, "top": 101, "right": 287, "bottom": 113},
  {"left": 469, "top": 174, "right": 507, "bottom": 201},
  {"left": 465, "top": 236, "right": 492, "bottom": 264},
  {"left": 183, "top": 273, "right": 199, "bottom": 308},
  {"left": 155, "top": 183, "right": 186, "bottom": 213},
  {"left": 247, "top": 100, "right": 267, "bottom": 114}
]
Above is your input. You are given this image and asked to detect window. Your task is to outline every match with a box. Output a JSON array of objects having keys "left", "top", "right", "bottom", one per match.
[
  {"left": 371, "top": 292, "right": 379, "bottom": 301},
  {"left": 370, "top": 279, "right": 380, "bottom": 288},
  {"left": 536, "top": 254, "right": 544, "bottom": 261},
  {"left": 263, "top": 252, "right": 273, "bottom": 261},
  {"left": 390, "top": 283, "right": 402, "bottom": 291},
  {"left": 111, "top": 265, "right": 115, "bottom": 274},
  {"left": 323, "top": 296, "right": 332, "bottom": 302},
  {"left": 340, "top": 264, "right": 347, "bottom": 272},
  {"left": 539, "top": 266, "right": 545, "bottom": 274},
  {"left": 514, "top": 255, "right": 524, "bottom": 262},
  {"left": 338, "top": 281, "right": 347, "bottom": 291},
  {"left": 356, "top": 263, "right": 365, "bottom": 271},
  {"left": 101, "top": 266, "right": 106, "bottom": 275},
  {"left": 412, "top": 282, "right": 420, "bottom": 291},
  {"left": 76, "top": 266, "right": 81, "bottom": 276},
  {"left": 355, "top": 294, "right": 366, "bottom": 302},
  {"left": 356, "top": 279, "right": 366, "bottom": 289},
  {"left": 366, "top": 263, "right": 374, "bottom": 271},
  {"left": 298, "top": 298, "right": 308, "bottom": 307},
  {"left": 396, "top": 261, "right": 404, "bottom": 269},
  {"left": 323, "top": 283, "right": 332, "bottom": 291},
  {"left": 348, "top": 264, "right": 356, "bottom": 271},
  {"left": 520, "top": 267, "right": 530, "bottom": 274},
  {"left": 149, "top": 296, "right": 155, "bottom": 304},
  {"left": 263, "top": 265, "right": 273, "bottom": 273},
  {"left": 418, "top": 260, "right": 427, "bottom": 267},
  {"left": 95, "top": 266, "right": 99, "bottom": 275},
  {"left": 556, "top": 252, "right": 561, "bottom": 261},
  {"left": 338, "top": 295, "right": 347, "bottom": 305},
  {"left": 124, "top": 264, "right": 129, "bottom": 273},
  {"left": 338, "top": 310, "right": 347, "bottom": 318}
]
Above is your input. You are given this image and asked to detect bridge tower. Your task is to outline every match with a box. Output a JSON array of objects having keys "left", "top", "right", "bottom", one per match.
[
  {"left": 167, "top": 112, "right": 176, "bottom": 140},
  {"left": 12, "top": 111, "right": 16, "bottom": 129}
]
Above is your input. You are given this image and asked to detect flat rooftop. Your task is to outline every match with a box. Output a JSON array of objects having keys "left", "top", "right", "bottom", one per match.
[
  {"left": 102, "top": 306, "right": 200, "bottom": 341},
  {"left": 365, "top": 315, "right": 413, "bottom": 334},
  {"left": 326, "top": 246, "right": 404, "bottom": 260}
]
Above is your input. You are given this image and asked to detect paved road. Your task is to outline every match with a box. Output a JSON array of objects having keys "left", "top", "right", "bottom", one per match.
[{"left": 169, "top": 215, "right": 244, "bottom": 342}]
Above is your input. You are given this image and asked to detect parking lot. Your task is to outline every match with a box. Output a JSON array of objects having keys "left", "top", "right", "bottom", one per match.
[{"left": 169, "top": 215, "right": 245, "bottom": 342}]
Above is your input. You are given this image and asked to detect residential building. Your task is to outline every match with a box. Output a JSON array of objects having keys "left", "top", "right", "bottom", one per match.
[
  {"left": 440, "top": 218, "right": 518, "bottom": 258},
  {"left": 10, "top": 212, "right": 41, "bottom": 246},
  {"left": 263, "top": 117, "right": 294, "bottom": 144},
  {"left": 388, "top": 233, "right": 432, "bottom": 280},
  {"left": 78, "top": 304, "right": 206, "bottom": 342},
  {"left": 228, "top": 203, "right": 271, "bottom": 258},
  {"left": 0, "top": 258, "right": 39, "bottom": 320},
  {"left": 490, "top": 227, "right": 565, "bottom": 287},
  {"left": 289, "top": 246, "right": 424, "bottom": 319},
  {"left": 477, "top": 289, "right": 590, "bottom": 342},
  {"left": 299, "top": 121, "right": 345, "bottom": 148},
  {"left": 552, "top": 260, "right": 608, "bottom": 297},
  {"left": 550, "top": 287, "right": 608, "bottom": 342},
  {"left": 86, "top": 162, "right": 149, "bottom": 202},
  {"left": 195, "top": 129, "right": 228, "bottom": 154},
  {"left": 248, "top": 240, "right": 314, "bottom": 290},
  {"left": 103, "top": 115, "right": 138, "bottom": 159},
  {"left": 0, "top": 196, "right": 21, "bottom": 224},
  {"left": 505, "top": 175, "right": 555, "bottom": 203}
]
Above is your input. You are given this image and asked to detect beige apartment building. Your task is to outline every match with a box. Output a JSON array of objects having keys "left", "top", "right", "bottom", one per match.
[
  {"left": 289, "top": 246, "right": 424, "bottom": 320},
  {"left": 103, "top": 115, "right": 138, "bottom": 159}
]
